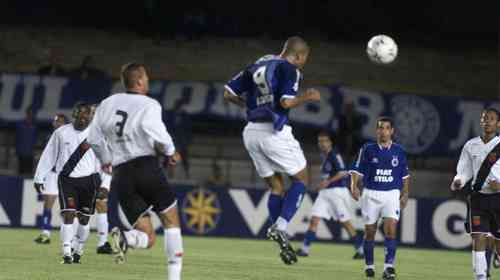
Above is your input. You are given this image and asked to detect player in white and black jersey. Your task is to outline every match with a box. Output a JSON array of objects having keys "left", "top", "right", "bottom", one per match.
[
  {"left": 34, "top": 102, "right": 111, "bottom": 264},
  {"left": 34, "top": 113, "right": 68, "bottom": 245},
  {"left": 87, "top": 63, "right": 183, "bottom": 280},
  {"left": 451, "top": 108, "right": 500, "bottom": 280}
]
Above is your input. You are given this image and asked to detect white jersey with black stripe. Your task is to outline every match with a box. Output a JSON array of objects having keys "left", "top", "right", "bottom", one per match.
[
  {"left": 33, "top": 124, "right": 111, "bottom": 188},
  {"left": 88, "top": 93, "right": 175, "bottom": 167},
  {"left": 454, "top": 135, "right": 500, "bottom": 194}
]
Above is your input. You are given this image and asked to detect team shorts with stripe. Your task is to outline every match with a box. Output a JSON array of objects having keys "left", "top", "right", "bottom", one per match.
[
  {"left": 112, "top": 156, "right": 177, "bottom": 227},
  {"left": 243, "top": 122, "right": 307, "bottom": 178},
  {"left": 311, "top": 187, "right": 357, "bottom": 222},
  {"left": 58, "top": 173, "right": 100, "bottom": 216},
  {"left": 469, "top": 192, "right": 500, "bottom": 239}
]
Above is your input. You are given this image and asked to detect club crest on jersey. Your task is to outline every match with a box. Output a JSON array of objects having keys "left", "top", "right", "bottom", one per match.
[
  {"left": 372, "top": 157, "right": 379, "bottom": 164},
  {"left": 488, "top": 153, "right": 498, "bottom": 164},
  {"left": 391, "top": 156, "right": 399, "bottom": 167},
  {"left": 323, "top": 161, "right": 332, "bottom": 172}
]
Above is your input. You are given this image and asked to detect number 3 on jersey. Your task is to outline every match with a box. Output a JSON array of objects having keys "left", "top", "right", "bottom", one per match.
[
  {"left": 115, "top": 110, "right": 128, "bottom": 137},
  {"left": 253, "top": 66, "right": 273, "bottom": 105}
]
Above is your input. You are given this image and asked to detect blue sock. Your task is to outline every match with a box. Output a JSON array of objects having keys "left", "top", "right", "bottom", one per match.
[
  {"left": 303, "top": 230, "right": 316, "bottom": 247},
  {"left": 279, "top": 181, "right": 306, "bottom": 222},
  {"left": 384, "top": 238, "right": 398, "bottom": 265},
  {"left": 486, "top": 248, "right": 492, "bottom": 275},
  {"left": 41, "top": 208, "right": 52, "bottom": 231},
  {"left": 364, "top": 240, "right": 374, "bottom": 266},
  {"left": 351, "top": 231, "right": 364, "bottom": 252},
  {"left": 267, "top": 193, "right": 283, "bottom": 223}
]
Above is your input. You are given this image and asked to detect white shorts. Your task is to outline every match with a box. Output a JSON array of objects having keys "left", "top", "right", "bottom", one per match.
[
  {"left": 361, "top": 189, "right": 401, "bottom": 225},
  {"left": 243, "top": 123, "right": 306, "bottom": 178},
  {"left": 311, "top": 187, "right": 356, "bottom": 222},
  {"left": 42, "top": 171, "right": 59, "bottom": 195}
]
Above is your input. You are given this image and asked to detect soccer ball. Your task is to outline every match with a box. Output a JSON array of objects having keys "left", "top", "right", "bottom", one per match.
[{"left": 366, "top": 35, "right": 398, "bottom": 64}]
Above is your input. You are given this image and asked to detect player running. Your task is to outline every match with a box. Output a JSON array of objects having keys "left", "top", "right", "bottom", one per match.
[
  {"left": 34, "top": 113, "right": 68, "bottom": 244},
  {"left": 451, "top": 108, "right": 500, "bottom": 280},
  {"left": 87, "top": 63, "right": 183, "bottom": 280},
  {"left": 350, "top": 117, "right": 410, "bottom": 280},
  {"left": 224, "top": 36, "right": 320, "bottom": 265},
  {"left": 33, "top": 102, "right": 111, "bottom": 264},
  {"left": 296, "top": 131, "right": 364, "bottom": 259}
]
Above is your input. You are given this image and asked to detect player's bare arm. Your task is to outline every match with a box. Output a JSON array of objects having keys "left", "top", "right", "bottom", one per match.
[
  {"left": 223, "top": 90, "right": 246, "bottom": 108},
  {"left": 281, "top": 88, "right": 320, "bottom": 109},
  {"left": 400, "top": 177, "right": 410, "bottom": 209},
  {"left": 350, "top": 172, "right": 361, "bottom": 201},
  {"left": 318, "top": 171, "right": 348, "bottom": 190}
]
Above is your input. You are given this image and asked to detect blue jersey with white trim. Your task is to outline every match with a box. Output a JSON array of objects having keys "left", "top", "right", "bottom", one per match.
[
  {"left": 352, "top": 142, "right": 409, "bottom": 191},
  {"left": 225, "top": 55, "right": 301, "bottom": 131},
  {"left": 321, "top": 149, "right": 348, "bottom": 188}
]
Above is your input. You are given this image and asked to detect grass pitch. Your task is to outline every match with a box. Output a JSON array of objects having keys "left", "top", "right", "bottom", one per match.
[{"left": 0, "top": 228, "right": 471, "bottom": 280}]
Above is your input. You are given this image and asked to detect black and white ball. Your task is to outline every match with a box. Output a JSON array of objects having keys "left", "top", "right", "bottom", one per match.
[{"left": 366, "top": 35, "right": 398, "bottom": 64}]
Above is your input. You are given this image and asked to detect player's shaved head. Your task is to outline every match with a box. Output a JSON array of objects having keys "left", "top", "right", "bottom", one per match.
[
  {"left": 121, "top": 62, "right": 148, "bottom": 93},
  {"left": 282, "top": 36, "right": 309, "bottom": 56},
  {"left": 280, "top": 36, "right": 310, "bottom": 69}
]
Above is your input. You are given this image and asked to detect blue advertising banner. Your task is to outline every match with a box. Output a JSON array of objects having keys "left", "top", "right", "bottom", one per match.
[
  {"left": 0, "top": 176, "right": 471, "bottom": 250},
  {"left": 0, "top": 73, "right": 498, "bottom": 156}
]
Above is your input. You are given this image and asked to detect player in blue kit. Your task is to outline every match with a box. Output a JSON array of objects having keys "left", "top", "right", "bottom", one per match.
[
  {"left": 296, "top": 131, "right": 364, "bottom": 259},
  {"left": 223, "top": 36, "right": 321, "bottom": 265},
  {"left": 350, "top": 117, "right": 410, "bottom": 280}
]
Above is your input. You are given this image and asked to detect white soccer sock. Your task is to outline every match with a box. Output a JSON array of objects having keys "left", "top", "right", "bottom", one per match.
[
  {"left": 74, "top": 223, "right": 90, "bottom": 255},
  {"left": 71, "top": 218, "right": 79, "bottom": 249},
  {"left": 276, "top": 217, "right": 288, "bottom": 232},
  {"left": 473, "top": 251, "right": 487, "bottom": 279},
  {"left": 301, "top": 245, "right": 310, "bottom": 254},
  {"left": 123, "top": 229, "right": 149, "bottom": 249},
  {"left": 165, "top": 228, "right": 183, "bottom": 280},
  {"left": 42, "top": 230, "right": 51, "bottom": 236},
  {"left": 60, "top": 223, "right": 75, "bottom": 256},
  {"left": 96, "top": 213, "right": 109, "bottom": 247},
  {"left": 384, "top": 263, "right": 394, "bottom": 270}
]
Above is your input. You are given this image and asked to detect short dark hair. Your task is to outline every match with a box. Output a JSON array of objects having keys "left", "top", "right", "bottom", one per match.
[
  {"left": 317, "top": 130, "right": 332, "bottom": 139},
  {"left": 120, "top": 62, "right": 146, "bottom": 89},
  {"left": 377, "top": 116, "right": 394, "bottom": 128},
  {"left": 484, "top": 107, "right": 500, "bottom": 120},
  {"left": 72, "top": 101, "right": 91, "bottom": 119}
]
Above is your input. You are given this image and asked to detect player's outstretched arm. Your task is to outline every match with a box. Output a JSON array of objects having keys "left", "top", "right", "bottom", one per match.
[
  {"left": 281, "top": 88, "right": 320, "bottom": 109},
  {"left": 319, "top": 171, "right": 348, "bottom": 190},
  {"left": 223, "top": 90, "right": 246, "bottom": 108}
]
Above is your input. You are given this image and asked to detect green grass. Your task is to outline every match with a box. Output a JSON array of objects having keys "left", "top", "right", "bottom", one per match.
[{"left": 0, "top": 228, "right": 471, "bottom": 280}]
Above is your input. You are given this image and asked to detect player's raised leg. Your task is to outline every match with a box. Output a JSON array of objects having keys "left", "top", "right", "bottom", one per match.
[{"left": 266, "top": 174, "right": 285, "bottom": 223}]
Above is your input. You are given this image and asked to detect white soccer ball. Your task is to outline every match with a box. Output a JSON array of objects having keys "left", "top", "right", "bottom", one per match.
[{"left": 366, "top": 35, "right": 398, "bottom": 64}]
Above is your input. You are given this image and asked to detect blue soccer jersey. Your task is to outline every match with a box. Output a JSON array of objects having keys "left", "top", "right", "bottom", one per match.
[
  {"left": 352, "top": 142, "right": 409, "bottom": 191},
  {"left": 224, "top": 55, "right": 301, "bottom": 131},
  {"left": 321, "top": 149, "right": 348, "bottom": 188}
]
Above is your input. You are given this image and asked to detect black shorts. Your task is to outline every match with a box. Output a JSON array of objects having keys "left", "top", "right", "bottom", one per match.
[
  {"left": 58, "top": 173, "right": 100, "bottom": 216},
  {"left": 112, "top": 156, "right": 177, "bottom": 227},
  {"left": 469, "top": 192, "right": 500, "bottom": 238}
]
